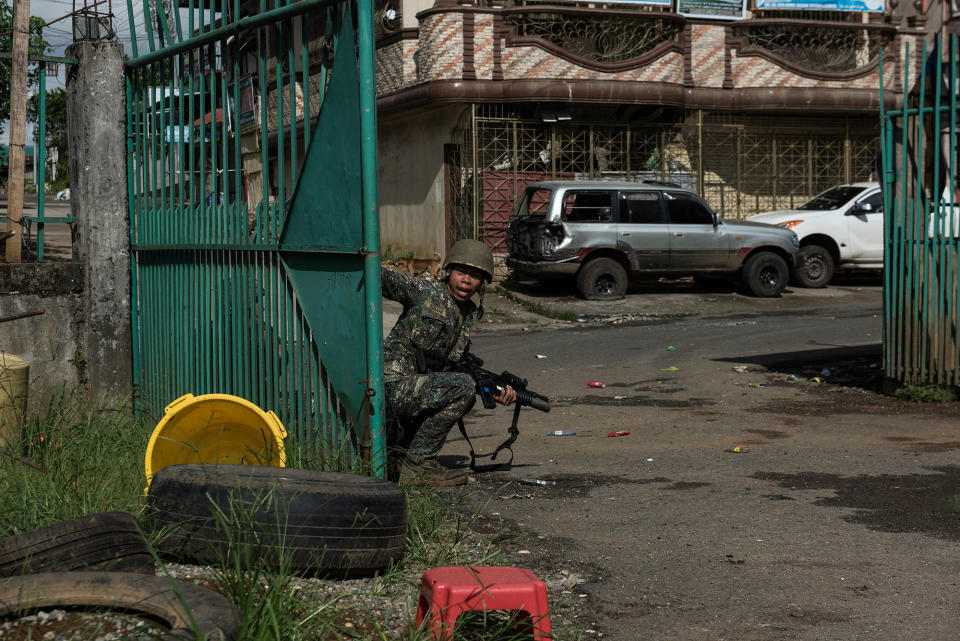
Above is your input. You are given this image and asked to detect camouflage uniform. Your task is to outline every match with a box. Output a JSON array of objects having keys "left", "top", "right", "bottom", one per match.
[{"left": 381, "top": 267, "right": 478, "bottom": 461}]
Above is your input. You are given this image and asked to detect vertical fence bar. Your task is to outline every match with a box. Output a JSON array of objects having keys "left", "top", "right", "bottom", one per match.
[
  {"left": 141, "top": 0, "right": 157, "bottom": 53},
  {"left": 127, "top": 73, "right": 141, "bottom": 402},
  {"left": 896, "top": 42, "right": 911, "bottom": 380},
  {"left": 220, "top": 37, "right": 229, "bottom": 245},
  {"left": 232, "top": 48, "right": 241, "bottom": 245},
  {"left": 301, "top": 13, "right": 310, "bottom": 147},
  {"left": 36, "top": 64, "right": 46, "bottom": 261},
  {"left": 933, "top": 45, "right": 947, "bottom": 382},
  {"left": 911, "top": 40, "right": 927, "bottom": 381},
  {"left": 126, "top": 0, "right": 140, "bottom": 57},
  {"left": 258, "top": 21, "right": 269, "bottom": 244},
  {"left": 275, "top": 21, "right": 286, "bottom": 243},
  {"left": 159, "top": 62, "right": 168, "bottom": 242},
  {"left": 950, "top": 36, "right": 959, "bottom": 382},
  {"left": 287, "top": 16, "right": 297, "bottom": 196}
]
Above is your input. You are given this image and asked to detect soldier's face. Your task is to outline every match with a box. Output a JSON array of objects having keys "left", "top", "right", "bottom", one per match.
[{"left": 447, "top": 266, "right": 484, "bottom": 303}]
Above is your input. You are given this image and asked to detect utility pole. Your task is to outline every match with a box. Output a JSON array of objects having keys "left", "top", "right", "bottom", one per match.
[{"left": 5, "top": 0, "right": 30, "bottom": 263}]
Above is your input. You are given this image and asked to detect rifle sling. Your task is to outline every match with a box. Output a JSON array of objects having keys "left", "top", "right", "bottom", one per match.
[{"left": 458, "top": 403, "right": 522, "bottom": 473}]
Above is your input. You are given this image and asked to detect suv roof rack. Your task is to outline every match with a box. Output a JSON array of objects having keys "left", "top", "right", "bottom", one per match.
[{"left": 640, "top": 179, "right": 683, "bottom": 189}]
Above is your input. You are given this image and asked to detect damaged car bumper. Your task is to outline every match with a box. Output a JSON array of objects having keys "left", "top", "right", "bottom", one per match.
[{"left": 506, "top": 256, "right": 581, "bottom": 276}]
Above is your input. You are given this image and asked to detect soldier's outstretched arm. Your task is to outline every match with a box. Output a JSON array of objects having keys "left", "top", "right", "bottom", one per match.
[{"left": 381, "top": 265, "right": 423, "bottom": 306}]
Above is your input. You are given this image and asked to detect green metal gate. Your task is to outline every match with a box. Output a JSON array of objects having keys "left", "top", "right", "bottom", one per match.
[
  {"left": 881, "top": 36, "right": 960, "bottom": 386},
  {"left": 124, "top": 0, "right": 385, "bottom": 472}
]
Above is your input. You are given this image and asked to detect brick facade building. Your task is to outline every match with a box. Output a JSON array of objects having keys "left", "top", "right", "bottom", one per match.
[{"left": 374, "top": 0, "right": 924, "bottom": 270}]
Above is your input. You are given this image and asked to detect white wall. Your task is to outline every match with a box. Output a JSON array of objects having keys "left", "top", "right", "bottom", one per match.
[
  {"left": 378, "top": 104, "right": 466, "bottom": 258},
  {"left": 401, "top": 0, "right": 437, "bottom": 29}
]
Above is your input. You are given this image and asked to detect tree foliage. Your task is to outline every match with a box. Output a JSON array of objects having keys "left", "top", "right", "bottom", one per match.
[
  {"left": 27, "top": 87, "right": 66, "bottom": 150},
  {"left": 0, "top": 0, "right": 51, "bottom": 135}
]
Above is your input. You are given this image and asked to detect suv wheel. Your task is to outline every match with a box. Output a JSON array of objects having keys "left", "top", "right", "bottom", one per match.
[
  {"left": 790, "top": 245, "right": 834, "bottom": 288},
  {"left": 742, "top": 252, "right": 788, "bottom": 297},
  {"left": 576, "top": 258, "right": 628, "bottom": 300}
]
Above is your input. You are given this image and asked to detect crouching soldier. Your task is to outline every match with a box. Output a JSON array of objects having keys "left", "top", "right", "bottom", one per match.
[{"left": 382, "top": 240, "right": 516, "bottom": 486}]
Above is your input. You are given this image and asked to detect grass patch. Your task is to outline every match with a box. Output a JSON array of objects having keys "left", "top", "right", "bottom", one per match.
[
  {"left": 494, "top": 286, "right": 581, "bottom": 322},
  {"left": 0, "top": 390, "right": 574, "bottom": 640},
  {"left": 894, "top": 384, "right": 960, "bottom": 402},
  {"left": 0, "top": 391, "right": 147, "bottom": 537}
]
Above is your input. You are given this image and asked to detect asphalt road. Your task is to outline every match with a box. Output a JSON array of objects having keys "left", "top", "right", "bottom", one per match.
[
  {"left": 0, "top": 194, "right": 74, "bottom": 261},
  {"left": 438, "top": 291, "right": 960, "bottom": 641}
]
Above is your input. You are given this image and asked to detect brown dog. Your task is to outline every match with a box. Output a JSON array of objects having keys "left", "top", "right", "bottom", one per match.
[{"left": 397, "top": 252, "right": 443, "bottom": 279}]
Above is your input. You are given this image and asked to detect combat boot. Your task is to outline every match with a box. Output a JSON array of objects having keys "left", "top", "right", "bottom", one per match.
[{"left": 398, "top": 458, "right": 468, "bottom": 487}]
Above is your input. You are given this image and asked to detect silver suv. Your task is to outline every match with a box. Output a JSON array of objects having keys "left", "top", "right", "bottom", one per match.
[{"left": 505, "top": 181, "right": 800, "bottom": 300}]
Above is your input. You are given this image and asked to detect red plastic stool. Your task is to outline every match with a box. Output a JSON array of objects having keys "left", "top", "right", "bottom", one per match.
[{"left": 416, "top": 566, "right": 552, "bottom": 640}]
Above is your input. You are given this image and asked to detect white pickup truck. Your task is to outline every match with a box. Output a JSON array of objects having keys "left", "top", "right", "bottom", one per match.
[{"left": 747, "top": 182, "right": 883, "bottom": 287}]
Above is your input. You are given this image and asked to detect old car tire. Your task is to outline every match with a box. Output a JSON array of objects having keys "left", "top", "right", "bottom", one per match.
[
  {"left": 742, "top": 252, "right": 788, "bottom": 297},
  {"left": 0, "top": 512, "right": 154, "bottom": 577},
  {"left": 576, "top": 258, "right": 628, "bottom": 300},
  {"left": 147, "top": 464, "right": 407, "bottom": 577},
  {"left": 791, "top": 244, "right": 834, "bottom": 288},
  {"left": 0, "top": 571, "right": 239, "bottom": 641}
]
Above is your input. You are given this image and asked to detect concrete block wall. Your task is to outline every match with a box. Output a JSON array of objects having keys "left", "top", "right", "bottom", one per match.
[{"left": 0, "top": 263, "right": 85, "bottom": 413}]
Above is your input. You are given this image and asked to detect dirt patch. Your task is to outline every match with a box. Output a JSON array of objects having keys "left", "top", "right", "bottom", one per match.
[
  {"left": 753, "top": 466, "right": 960, "bottom": 542},
  {"left": 559, "top": 395, "right": 717, "bottom": 408},
  {"left": 476, "top": 473, "right": 672, "bottom": 500},
  {"left": 749, "top": 384, "right": 960, "bottom": 418},
  {"left": 744, "top": 428, "right": 789, "bottom": 440},
  {"left": 666, "top": 481, "right": 712, "bottom": 491},
  {"left": 900, "top": 441, "right": 960, "bottom": 454}
]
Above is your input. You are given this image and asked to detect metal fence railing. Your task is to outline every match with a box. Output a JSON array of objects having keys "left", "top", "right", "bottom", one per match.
[
  {"left": 124, "top": 0, "right": 384, "bottom": 473},
  {"left": 0, "top": 54, "right": 76, "bottom": 262},
  {"left": 881, "top": 35, "right": 960, "bottom": 387}
]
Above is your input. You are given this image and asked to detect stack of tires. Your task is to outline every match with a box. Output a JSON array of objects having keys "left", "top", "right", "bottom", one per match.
[
  {"left": 0, "top": 512, "right": 241, "bottom": 640},
  {"left": 0, "top": 466, "right": 408, "bottom": 638}
]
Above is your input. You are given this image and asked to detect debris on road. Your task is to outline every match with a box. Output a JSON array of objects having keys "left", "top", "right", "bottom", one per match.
[
  {"left": 587, "top": 380, "right": 606, "bottom": 388},
  {"left": 732, "top": 366, "right": 749, "bottom": 373},
  {"left": 536, "top": 354, "right": 547, "bottom": 359},
  {"left": 667, "top": 346, "right": 677, "bottom": 351},
  {"left": 607, "top": 431, "right": 630, "bottom": 437},
  {"left": 614, "top": 395, "right": 628, "bottom": 400},
  {"left": 662, "top": 366, "right": 680, "bottom": 371},
  {"left": 724, "top": 446, "right": 750, "bottom": 453},
  {"left": 519, "top": 479, "right": 557, "bottom": 486},
  {"left": 546, "top": 430, "right": 576, "bottom": 436}
]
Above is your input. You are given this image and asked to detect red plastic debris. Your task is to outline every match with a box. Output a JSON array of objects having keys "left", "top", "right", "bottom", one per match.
[
  {"left": 607, "top": 430, "right": 630, "bottom": 437},
  {"left": 587, "top": 380, "right": 606, "bottom": 388}
]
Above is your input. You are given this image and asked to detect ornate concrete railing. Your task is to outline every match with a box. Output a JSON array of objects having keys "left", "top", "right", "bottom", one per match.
[
  {"left": 729, "top": 18, "right": 897, "bottom": 77},
  {"left": 498, "top": 6, "right": 684, "bottom": 66}
]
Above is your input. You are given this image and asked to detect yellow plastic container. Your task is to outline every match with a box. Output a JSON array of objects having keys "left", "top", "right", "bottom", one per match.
[
  {"left": 144, "top": 393, "right": 287, "bottom": 490},
  {"left": 0, "top": 353, "right": 29, "bottom": 447}
]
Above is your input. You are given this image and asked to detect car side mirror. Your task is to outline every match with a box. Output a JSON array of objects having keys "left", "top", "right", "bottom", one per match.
[
  {"left": 851, "top": 202, "right": 873, "bottom": 214},
  {"left": 713, "top": 212, "right": 720, "bottom": 226}
]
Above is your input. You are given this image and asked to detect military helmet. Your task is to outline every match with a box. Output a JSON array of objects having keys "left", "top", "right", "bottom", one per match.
[{"left": 443, "top": 239, "right": 494, "bottom": 283}]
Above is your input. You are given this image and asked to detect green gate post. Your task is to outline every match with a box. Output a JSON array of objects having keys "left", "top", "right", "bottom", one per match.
[{"left": 356, "top": 0, "right": 386, "bottom": 477}]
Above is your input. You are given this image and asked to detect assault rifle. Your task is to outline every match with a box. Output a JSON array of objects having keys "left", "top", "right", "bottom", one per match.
[{"left": 420, "top": 350, "right": 551, "bottom": 471}]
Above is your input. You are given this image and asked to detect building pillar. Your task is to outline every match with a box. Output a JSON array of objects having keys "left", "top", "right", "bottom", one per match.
[{"left": 65, "top": 40, "right": 131, "bottom": 403}]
